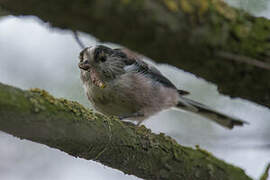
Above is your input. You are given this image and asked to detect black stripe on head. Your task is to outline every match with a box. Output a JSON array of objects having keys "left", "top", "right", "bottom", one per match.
[
  {"left": 113, "top": 49, "right": 128, "bottom": 59},
  {"left": 79, "top": 48, "right": 88, "bottom": 62},
  {"left": 94, "top": 45, "right": 113, "bottom": 62}
]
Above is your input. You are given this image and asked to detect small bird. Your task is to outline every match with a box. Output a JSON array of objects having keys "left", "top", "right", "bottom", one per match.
[{"left": 78, "top": 45, "right": 247, "bottom": 129}]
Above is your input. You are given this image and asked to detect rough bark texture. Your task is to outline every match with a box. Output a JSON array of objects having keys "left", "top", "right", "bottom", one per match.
[
  {"left": 0, "top": 0, "right": 270, "bottom": 107},
  {"left": 0, "top": 82, "right": 252, "bottom": 180}
]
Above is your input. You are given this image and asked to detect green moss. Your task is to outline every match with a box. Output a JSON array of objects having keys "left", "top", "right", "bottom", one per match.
[
  {"left": 260, "top": 163, "right": 270, "bottom": 180},
  {"left": 164, "top": 0, "right": 179, "bottom": 12},
  {"left": 195, "top": 145, "right": 213, "bottom": 156},
  {"left": 120, "top": 0, "right": 131, "bottom": 4},
  {"left": 233, "top": 24, "right": 251, "bottom": 39},
  {"left": 178, "top": 0, "right": 209, "bottom": 15},
  {"left": 0, "top": 82, "right": 253, "bottom": 180},
  {"left": 28, "top": 88, "right": 103, "bottom": 123},
  {"left": 211, "top": 0, "right": 237, "bottom": 20}
]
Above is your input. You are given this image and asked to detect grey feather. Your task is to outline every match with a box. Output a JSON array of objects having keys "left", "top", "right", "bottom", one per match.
[{"left": 177, "top": 96, "right": 248, "bottom": 129}]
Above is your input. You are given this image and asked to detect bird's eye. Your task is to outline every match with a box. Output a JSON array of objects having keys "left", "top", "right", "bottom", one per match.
[
  {"left": 100, "top": 56, "right": 106, "bottom": 62},
  {"left": 79, "top": 52, "right": 84, "bottom": 62}
]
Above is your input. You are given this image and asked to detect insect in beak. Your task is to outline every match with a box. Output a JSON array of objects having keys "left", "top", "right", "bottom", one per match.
[{"left": 88, "top": 68, "right": 106, "bottom": 89}]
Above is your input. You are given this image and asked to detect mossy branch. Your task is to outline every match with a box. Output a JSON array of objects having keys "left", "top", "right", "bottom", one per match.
[
  {"left": 260, "top": 163, "right": 270, "bottom": 180},
  {"left": 0, "top": 82, "right": 252, "bottom": 180},
  {"left": 0, "top": 0, "right": 270, "bottom": 107}
]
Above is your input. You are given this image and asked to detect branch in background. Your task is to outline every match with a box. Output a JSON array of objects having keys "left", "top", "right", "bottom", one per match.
[
  {"left": 0, "top": 6, "right": 9, "bottom": 16},
  {"left": 217, "top": 51, "right": 270, "bottom": 71},
  {"left": 0, "top": 82, "right": 252, "bottom": 180},
  {"left": 0, "top": 0, "right": 269, "bottom": 107}
]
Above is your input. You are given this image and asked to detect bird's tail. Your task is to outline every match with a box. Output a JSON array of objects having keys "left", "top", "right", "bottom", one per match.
[{"left": 176, "top": 97, "right": 248, "bottom": 129}]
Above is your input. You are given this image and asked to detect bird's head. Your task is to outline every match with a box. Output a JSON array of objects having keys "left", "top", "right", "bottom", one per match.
[{"left": 78, "top": 45, "right": 130, "bottom": 80}]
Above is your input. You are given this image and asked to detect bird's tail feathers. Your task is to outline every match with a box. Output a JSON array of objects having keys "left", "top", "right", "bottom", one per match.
[{"left": 176, "top": 97, "right": 248, "bottom": 129}]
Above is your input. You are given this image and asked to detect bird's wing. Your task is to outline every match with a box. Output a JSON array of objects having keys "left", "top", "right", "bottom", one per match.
[{"left": 115, "top": 48, "right": 190, "bottom": 94}]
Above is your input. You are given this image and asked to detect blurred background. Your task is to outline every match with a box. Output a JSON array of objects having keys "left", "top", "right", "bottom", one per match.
[{"left": 0, "top": 0, "right": 270, "bottom": 179}]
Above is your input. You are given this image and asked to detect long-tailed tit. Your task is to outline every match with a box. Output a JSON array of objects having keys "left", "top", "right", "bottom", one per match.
[{"left": 78, "top": 45, "right": 247, "bottom": 129}]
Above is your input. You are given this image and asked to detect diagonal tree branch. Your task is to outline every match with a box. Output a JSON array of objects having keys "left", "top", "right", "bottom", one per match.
[
  {"left": 0, "top": 0, "right": 270, "bottom": 107},
  {"left": 260, "top": 163, "right": 270, "bottom": 180},
  {"left": 0, "top": 82, "right": 252, "bottom": 180}
]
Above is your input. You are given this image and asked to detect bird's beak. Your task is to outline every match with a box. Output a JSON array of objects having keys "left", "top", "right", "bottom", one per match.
[{"left": 78, "top": 61, "right": 91, "bottom": 71}]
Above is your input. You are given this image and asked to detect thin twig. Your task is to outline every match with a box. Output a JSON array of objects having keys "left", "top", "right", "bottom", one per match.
[
  {"left": 216, "top": 51, "right": 270, "bottom": 71},
  {"left": 72, "top": 30, "right": 86, "bottom": 49}
]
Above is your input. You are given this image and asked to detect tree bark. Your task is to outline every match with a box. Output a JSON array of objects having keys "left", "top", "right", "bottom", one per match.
[
  {"left": 0, "top": 82, "right": 252, "bottom": 180},
  {"left": 0, "top": 0, "right": 270, "bottom": 108}
]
